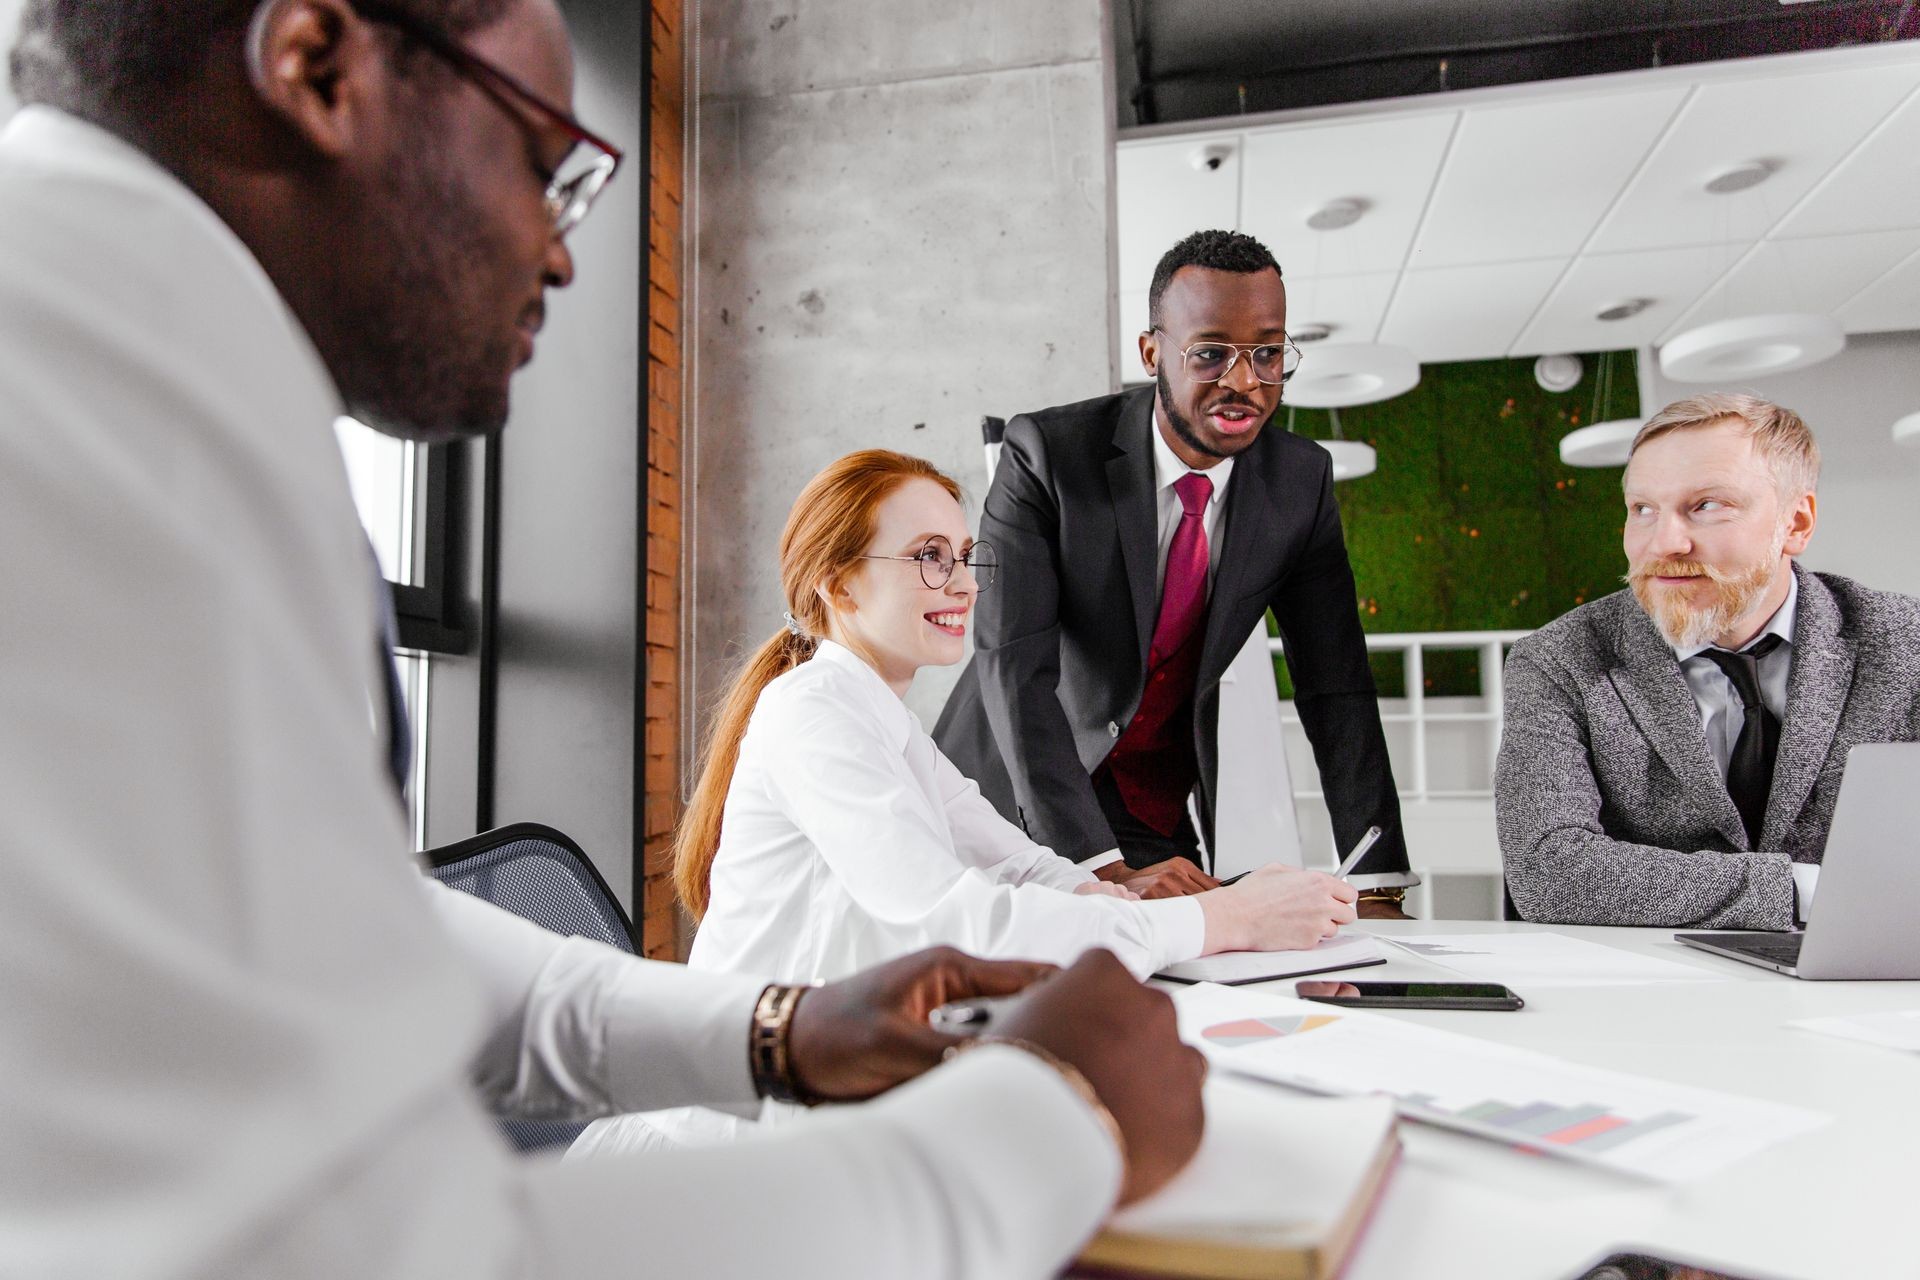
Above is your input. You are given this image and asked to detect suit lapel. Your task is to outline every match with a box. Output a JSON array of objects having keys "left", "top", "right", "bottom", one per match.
[
  {"left": 1106, "top": 393, "right": 1160, "bottom": 665},
  {"left": 1765, "top": 566, "right": 1854, "bottom": 845},
  {"left": 1606, "top": 601, "right": 1750, "bottom": 848},
  {"left": 1198, "top": 460, "right": 1277, "bottom": 680}
]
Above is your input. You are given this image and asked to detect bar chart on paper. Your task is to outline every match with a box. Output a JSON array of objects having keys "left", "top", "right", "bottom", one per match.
[{"left": 1171, "top": 984, "right": 1827, "bottom": 1182}]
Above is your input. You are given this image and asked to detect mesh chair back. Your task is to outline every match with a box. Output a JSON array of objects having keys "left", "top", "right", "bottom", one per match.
[{"left": 425, "top": 823, "right": 639, "bottom": 1151}]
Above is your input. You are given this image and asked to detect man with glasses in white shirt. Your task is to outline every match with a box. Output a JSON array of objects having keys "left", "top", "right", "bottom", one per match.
[{"left": 0, "top": 2, "right": 1208, "bottom": 1276}]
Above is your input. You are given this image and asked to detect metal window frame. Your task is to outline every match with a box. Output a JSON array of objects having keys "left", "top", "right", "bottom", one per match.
[{"left": 389, "top": 441, "right": 472, "bottom": 655}]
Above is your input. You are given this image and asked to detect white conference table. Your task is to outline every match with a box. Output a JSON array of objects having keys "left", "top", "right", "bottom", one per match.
[{"left": 1208, "top": 919, "right": 1919, "bottom": 1280}]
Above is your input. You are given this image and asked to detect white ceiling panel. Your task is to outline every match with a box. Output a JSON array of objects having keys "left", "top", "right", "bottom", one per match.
[
  {"left": 1513, "top": 246, "right": 1740, "bottom": 356},
  {"left": 1282, "top": 271, "right": 1399, "bottom": 346},
  {"left": 1237, "top": 113, "right": 1458, "bottom": 278},
  {"left": 1836, "top": 245, "right": 1920, "bottom": 333},
  {"left": 1115, "top": 134, "right": 1243, "bottom": 293},
  {"left": 1379, "top": 259, "right": 1567, "bottom": 364},
  {"left": 1661, "top": 229, "right": 1920, "bottom": 342},
  {"left": 1585, "top": 62, "right": 1920, "bottom": 254},
  {"left": 1410, "top": 88, "right": 1687, "bottom": 269},
  {"left": 1771, "top": 84, "right": 1920, "bottom": 240}
]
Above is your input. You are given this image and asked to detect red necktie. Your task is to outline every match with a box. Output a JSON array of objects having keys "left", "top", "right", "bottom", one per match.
[{"left": 1151, "top": 472, "right": 1213, "bottom": 665}]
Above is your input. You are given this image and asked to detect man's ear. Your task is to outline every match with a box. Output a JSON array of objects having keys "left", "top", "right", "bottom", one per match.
[
  {"left": 1138, "top": 327, "right": 1161, "bottom": 380},
  {"left": 245, "top": 0, "right": 383, "bottom": 160},
  {"left": 1783, "top": 491, "right": 1817, "bottom": 556}
]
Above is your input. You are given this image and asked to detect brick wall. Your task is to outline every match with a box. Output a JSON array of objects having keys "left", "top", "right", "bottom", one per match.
[{"left": 642, "top": 0, "right": 685, "bottom": 960}]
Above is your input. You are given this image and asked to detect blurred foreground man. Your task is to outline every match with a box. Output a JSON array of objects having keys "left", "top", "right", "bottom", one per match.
[
  {"left": 0, "top": 3, "right": 1205, "bottom": 1277},
  {"left": 1497, "top": 394, "right": 1920, "bottom": 929}
]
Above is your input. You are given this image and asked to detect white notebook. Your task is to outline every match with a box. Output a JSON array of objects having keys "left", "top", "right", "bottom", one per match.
[
  {"left": 1078, "top": 1080, "right": 1401, "bottom": 1280},
  {"left": 1156, "top": 932, "right": 1388, "bottom": 986}
]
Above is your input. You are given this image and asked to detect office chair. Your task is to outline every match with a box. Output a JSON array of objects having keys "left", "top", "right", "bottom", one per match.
[{"left": 425, "top": 822, "right": 640, "bottom": 1152}]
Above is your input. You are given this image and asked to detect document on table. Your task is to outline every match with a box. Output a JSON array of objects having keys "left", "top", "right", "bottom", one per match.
[
  {"left": 1384, "top": 932, "right": 1725, "bottom": 987},
  {"left": 1788, "top": 1008, "right": 1920, "bottom": 1054},
  {"left": 1171, "top": 982, "right": 1828, "bottom": 1183},
  {"left": 1157, "top": 932, "right": 1388, "bottom": 985}
]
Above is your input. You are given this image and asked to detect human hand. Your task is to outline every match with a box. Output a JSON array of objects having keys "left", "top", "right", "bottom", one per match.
[
  {"left": 992, "top": 949, "right": 1207, "bottom": 1207},
  {"left": 1073, "top": 879, "right": 1141, "bottom": 900},
  {"left": 1197, "top": 865, "right": 1357, "bottom": 953},
  {"left": 786, "top": 947, "right": 1056, "bottom": 1102},
  {"left": 1095, "top": 856, "right": 1219, "bottom": 898}
]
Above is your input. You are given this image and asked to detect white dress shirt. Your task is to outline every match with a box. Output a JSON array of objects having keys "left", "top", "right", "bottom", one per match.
[
  {"left": 690, "top": 641, "right": 1207, "bottom": 982},
  {"left": 0, "top": 106, "right": 1119, "bottom": 1280},
  {"left": 1672, "top": 573, "right": 1818, "bottom": 912}
]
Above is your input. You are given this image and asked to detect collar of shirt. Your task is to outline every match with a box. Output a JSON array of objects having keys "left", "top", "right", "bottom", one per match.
[
  {"left": 1148, "top": 411, "right": 1235, "bottom": 594},
  {"left": 1148, "top": 413, "right": 1236, "bottom": 509},
  {"left": 806, "top": 638, "right": 917, "bottom": 751},
  {"left": 1672, "top": 568, "right": 1799, "bottom": 664}
]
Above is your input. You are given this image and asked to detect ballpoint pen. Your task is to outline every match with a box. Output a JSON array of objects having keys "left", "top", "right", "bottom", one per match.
[{"left": 1217, "top": 823, "right": 1384, "bottom": 887}]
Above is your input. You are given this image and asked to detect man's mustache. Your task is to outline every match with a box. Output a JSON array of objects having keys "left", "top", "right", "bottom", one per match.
[{"left": 1628, "top": 558, "right": 1733, "bottom": 586}]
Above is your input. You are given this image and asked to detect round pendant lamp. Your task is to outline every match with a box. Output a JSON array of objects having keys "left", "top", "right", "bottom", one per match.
[
  {"left": 1659, "top": 313, "right": 1844, "bottom": 382},
  {"left": 1559, "top": 419, "right": 1641, "bottom": 467},
  {"left": 1893, "top": 411, "right": 1920, "bottom": 448},
  {"left": 1318, "top": 439, "right": 1378, "bottom": 481},
  {"left": 1286, "top": 343, "right": 1420, "bottom": 408}
]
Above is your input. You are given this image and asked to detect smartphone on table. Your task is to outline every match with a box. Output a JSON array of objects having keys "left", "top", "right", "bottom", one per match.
[{"left": 1295, "top": 979, "right": 1524, "bottom": 1011}]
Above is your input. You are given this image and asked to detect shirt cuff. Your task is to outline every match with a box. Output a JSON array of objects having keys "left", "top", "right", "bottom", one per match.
[
  {"left": 1081, "top": 848, "right": 1125, "bottom": 874},
  {"left": 1345, "top": 870, "right": 1422, "bottom": 891},
  {"left": 1790, "top": 862, "right": 1821, "bottom": 925},
  {"left": 602, "top": 962, "right": 771, "bottom": 1115},
  {"left": 1137, "top": 896, "right": 1208, "bottom": 970}
]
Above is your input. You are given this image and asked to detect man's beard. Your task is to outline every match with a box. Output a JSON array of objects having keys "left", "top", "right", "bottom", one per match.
[
  {"left": 329, "top": 115, "right": 521, "bottom": 442},
  {"left": 1156, "top": 368, "right": 1250, "bottom": 460},
  {"left": 1627, "top": 527, "right": 1786, "bottom": 649}
]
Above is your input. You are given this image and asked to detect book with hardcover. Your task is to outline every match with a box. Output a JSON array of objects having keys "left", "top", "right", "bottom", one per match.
[{"left": 1073, "top": 1080, "right": 1400, "bottom": 1280}]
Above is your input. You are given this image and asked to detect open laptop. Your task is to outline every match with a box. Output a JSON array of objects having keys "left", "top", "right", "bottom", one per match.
[{"left": 1676, "top": 742, "right": 1920, "bottom": 979}]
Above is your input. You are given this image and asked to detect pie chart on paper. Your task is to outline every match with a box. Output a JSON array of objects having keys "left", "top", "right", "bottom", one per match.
[{"left": 1202, "top": 1014, "right": 1341, "bottom": 1048}]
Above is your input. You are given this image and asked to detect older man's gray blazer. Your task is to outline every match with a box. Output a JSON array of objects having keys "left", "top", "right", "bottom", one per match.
[{"left": 1496, "top": 564, "right": 1920, "bottom": 930}]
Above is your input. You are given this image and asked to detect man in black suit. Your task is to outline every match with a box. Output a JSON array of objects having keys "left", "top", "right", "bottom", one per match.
[{"left": 935, "top": 230, "right": 1416, "bottom": 913}]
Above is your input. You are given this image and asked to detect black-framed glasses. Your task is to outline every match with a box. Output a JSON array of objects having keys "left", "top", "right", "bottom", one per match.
[
  {"left": 346, "top": 0, "right": 624, "bottom": 236},
  {"left": 1154, "top": 330, "right": 1302, "bottom": 385},
  {"left": 860, "top": 536, "right": 998, "bottom": 592}
]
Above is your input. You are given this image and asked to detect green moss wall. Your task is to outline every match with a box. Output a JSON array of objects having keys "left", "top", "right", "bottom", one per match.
[{"left": 1274, "top": 351, "right": 1640, "bottom": 697}]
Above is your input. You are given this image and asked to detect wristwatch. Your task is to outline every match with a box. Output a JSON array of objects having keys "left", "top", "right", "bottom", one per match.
[{"left": 1357, "top": 886, "right": 1407, "bottom": 906}]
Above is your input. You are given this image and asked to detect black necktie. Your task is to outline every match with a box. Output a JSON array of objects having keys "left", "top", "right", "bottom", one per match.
[
  {"left": 1699, "top": 634, "right": 1785, "bottom": 845},
  {"left": 369, "top": 553, "right": 412, "bottom": 804}
]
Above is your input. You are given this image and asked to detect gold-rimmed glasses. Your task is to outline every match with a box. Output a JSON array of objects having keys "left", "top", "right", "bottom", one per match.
[{"left": 1154, "top": 330, "right": 1303, "bottom": 385}]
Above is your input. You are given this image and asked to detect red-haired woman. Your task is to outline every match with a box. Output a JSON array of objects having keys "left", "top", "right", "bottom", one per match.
[{"left": 674, "top": 449, "right": 1357, "bottom": 985}]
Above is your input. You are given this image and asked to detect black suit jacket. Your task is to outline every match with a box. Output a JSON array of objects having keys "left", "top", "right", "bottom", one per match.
[{"left": 933, "top": 386, "right": 1410, "bottom": 875}]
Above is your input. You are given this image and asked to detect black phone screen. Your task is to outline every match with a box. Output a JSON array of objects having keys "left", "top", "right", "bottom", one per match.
[{"left": 1295, "top": 980, "right": 1524, "bottom": 1009}]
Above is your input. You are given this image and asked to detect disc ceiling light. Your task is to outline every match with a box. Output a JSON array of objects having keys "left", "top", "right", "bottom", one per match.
[
  {"left": 1285, "top": 343, "right": 1419, "bottom": 408},
  {"left": 1560, "top": 351, "right": 1640, "bottom": 468},
  {"left": 1659, "top": 160, "right": 1845, "bottom": 382},
  {"left": 1893, "top": 411, "right": 1920, "bottom": 448},
  {"left": 1659, "top": 312, "right": 1845, "bottom": 381}
]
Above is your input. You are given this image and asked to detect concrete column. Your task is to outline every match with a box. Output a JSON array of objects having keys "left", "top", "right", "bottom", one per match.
[{"left": 689, "top": 0, "right": 1120, "bottom": 730}]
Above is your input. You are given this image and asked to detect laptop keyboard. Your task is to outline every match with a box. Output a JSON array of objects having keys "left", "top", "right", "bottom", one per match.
[{"left": 1723, "top": 932, "right": 1805, "bottom": 964}]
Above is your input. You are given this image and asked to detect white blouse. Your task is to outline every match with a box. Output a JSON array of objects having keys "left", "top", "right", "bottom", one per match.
[{"left": 689, "top": 640, "right": 1206, "bottom": 982}]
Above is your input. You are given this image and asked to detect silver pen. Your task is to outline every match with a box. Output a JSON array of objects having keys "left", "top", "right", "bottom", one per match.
[{"left": 1217, "top": 823, "right": 1384, "bottom": 887}]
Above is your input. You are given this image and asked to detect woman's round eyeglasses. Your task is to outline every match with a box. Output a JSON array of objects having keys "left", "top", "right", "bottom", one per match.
[{"left": 860, "top": 536, "right": 998, "bottom": 592}]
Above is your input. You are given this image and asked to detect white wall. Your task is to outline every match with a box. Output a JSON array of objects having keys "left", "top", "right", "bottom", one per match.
[
  {"left": 689, "top": 0, "right": 1120, "bottom": 731},
  {"left": 1639, "top": 330, "right": 1920, "bottom": 596}
]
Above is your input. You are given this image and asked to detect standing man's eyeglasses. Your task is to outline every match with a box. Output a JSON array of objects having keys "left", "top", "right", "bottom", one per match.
[
  {"left": 1153, "top": 330, "right": 1303, "bottom": 386},
  {"left": 860, "top": 537, "right": 999, "bottom": 592},
  {"left": 345, "top": 0, "right": 624, "bottom": 236}
]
